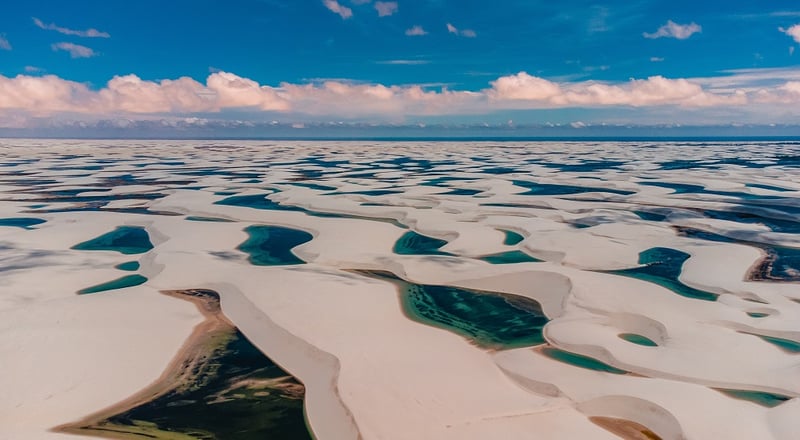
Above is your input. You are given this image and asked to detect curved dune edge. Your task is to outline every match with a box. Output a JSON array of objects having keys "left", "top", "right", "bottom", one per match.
[
  {"left": 590, "top": 417, "right": 663, "bottom": 440},
  {"left": 50, "top": 289, "right": 246, "bottom": 438},
  {"left": 207, "top": 281, "right": 363, "bottom": 440},
  {"left": 50, "top": 285, "right": 361, "bottom": 440}
]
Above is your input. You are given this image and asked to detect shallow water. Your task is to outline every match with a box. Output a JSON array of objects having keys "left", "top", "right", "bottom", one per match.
[
  {"left": 358, "top": 271, "right": 548, "bottom": 349},
  {"left": 479, "top": 250, "right": 542, "bottom": 264},
  {"left": 539, "top": 347, "right": 629, "bottom": 374},
  {"left": 239, "top": 225, "right": 313, "bottom": 266},
  {"left": 0, "top": 217, "right": 45, "bottom": 229},
  {"left": 81, "top": 290, "right": 311, "bottom": 439},
  {"left": 72, "top": 226, "right": 154, "bottom": 255},
  {"left": 393, "top": 231, "right": 451, "bottom": 256},
  {"left": 610, "top": 247, "right": 719, "bottom": 302},
  {"left": 78, "top": 274, "right": 148, "bottom": 294}
]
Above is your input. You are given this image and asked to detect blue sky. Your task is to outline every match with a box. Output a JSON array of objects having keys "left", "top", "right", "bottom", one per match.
[{"left": 1, "top": 0, "right": 800, "bottom": 135}]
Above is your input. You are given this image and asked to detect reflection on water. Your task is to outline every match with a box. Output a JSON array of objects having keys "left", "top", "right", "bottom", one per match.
[
  {"left": 63, "top": 289, "right": 312, "bottom": 439},
  {"left": 72, "top": 226, "right": 154, "bottom": 255},
  {"left": 356, "top": 271, "right": 548, "bottom": 349},
  {"left": 239, "top": 225, "right": 313, "bottom": 266},
  {"left": 610, "top": 247, "right": 718, "bottom": 302}
]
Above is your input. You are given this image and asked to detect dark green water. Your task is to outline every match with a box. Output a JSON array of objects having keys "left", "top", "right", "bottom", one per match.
[
  {"left": 479, "top": 250, "right": 542, "bottom": 264},
  {"left": 618, "top": 333, "right": 658, "bottom": 347},
  {"left": 715, "top": 389, "right": 791, "bottom": 407},
  {"left": 610, "top": 247, "right": 718, "bottom": 302},
  {"left": 502, "top": 230, "right": 525, "bottom": 245},
  {"left": 101, "top": 329, "right": 311, "bottom": 439},
  {"left": 238, "top": 226, "right": 313, "bottom": 266},
  {"left": 0, "top": 217, "right": 46, "bottom": 229},
  {"left": 540, "top": 347, "right": 628, "bottom": 374},
  {"left": 115, "top": 261, "right": 141, "bottom": 271},
  {"left": 743, "top": 333, "right": 800, "bottom": 353},
  {"left": 78, "top": 274, "right": 148, "bottom": 294},
  {"left": 393, "top": 231, "right": 451, "bottom": 256},
  {"left": 357, "top": 271, "right": 548, "bottom": 349},
  {"left": 72, "top": 226, "right": 154, "bottom": 255}
]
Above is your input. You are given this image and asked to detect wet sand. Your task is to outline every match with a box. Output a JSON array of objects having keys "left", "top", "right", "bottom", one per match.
[{"left": 53, "top": 289, "right": 309, "bottom": 439}]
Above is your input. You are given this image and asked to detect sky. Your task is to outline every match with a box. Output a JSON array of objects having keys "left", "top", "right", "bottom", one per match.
[{"left": 1, "top": 0, "right": 800, "bottom": 137}]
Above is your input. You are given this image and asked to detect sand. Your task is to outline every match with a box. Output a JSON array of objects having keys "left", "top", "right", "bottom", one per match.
[{"left": 1, "top": 139, "right": 798, "bottom": 440}]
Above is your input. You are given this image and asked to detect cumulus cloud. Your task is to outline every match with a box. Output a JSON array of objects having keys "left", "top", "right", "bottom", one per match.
[
  {"left": 447, "top": 23, "right": 477, "bottom": 37},
  {"left": 322, "top": 0, "right": 353, "bottom": 19},
  {"left": 0, "top": 35, "right": 10, "bottom": 50},
  {"left": 489, "top": 72, "right": 563, "bottom": 101},
  {"left": 3, "top": 69, "right": 800, "bottom": 122},
  {"left": 32, "top": 17, "right": 110, "bottom": 38},
  {"left": 51, "top": 42, "right": 97, "bottom": 58},
  {"left": 779, "top": 24, "right": 800, "bottom": 43},
  {"left": 643, "top": 20, "right": 701, "bottom": 39},
  {"left": 278, "top": 80, "right": 482, "bottom": 117},
  {"left": 206, "top": 72, "right": 288, "bottom": 111},
  {"left": 405, "top": 25, "right": 427, "bottom": 36},
  {"left": 374, "top": 1, "right": 398, "bottom": 17},
  {"left": 750, "top": 80, "right": 800, "bottom": 104},
  {"left": 489, "top": 72, "right": 747, "bottom": 107}
]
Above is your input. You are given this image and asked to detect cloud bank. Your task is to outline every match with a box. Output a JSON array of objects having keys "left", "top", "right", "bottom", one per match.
[{"left": 2, "top": 69, "right": 800, "bottom": 125}]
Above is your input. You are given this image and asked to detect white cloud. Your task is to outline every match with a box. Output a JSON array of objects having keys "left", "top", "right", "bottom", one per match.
[
  {"left": 206, "top": 71, "right": 288, "bottom": 111},
  {"left": 650, "top": 57, "right": 664, "bottom": 62},
  {"left": 643, "top": 20, "right": 701, "bottom": 39},
  {"left": 322, "top": 0, "right": 353, "bottom": 19},
  {"left": 488, "top": 72, "right": 747, "bottom": 108},
  {"left": 405, "top": 25, "right": 427, "bottom": 36},
  {"left": 0, "top": 35, "right": 10, "bottom": 50},
  {"left": 3, "top": 69, "right": 800, "bottom": 122},
  {"left": 374, "top": 1, "right": 398, "bottom": 17},
  {"left": 51, "top": 42, "right": 97, "bottom": 58},
  {"left": 446, "top": 23, "right": 477, "bottom": 37},
  {"left": 24, "top": 66, "right": 43, "bottom": 73},
  {"left": 779, "top": 24, "right": 800, "bottom": 43},
  {"left": 791, "top": 46, "right": 796, "bottom": 56},
  {"left": 32, "top": 17, "right": 110, "bottom": 38},
  {"left": 489, "top": 72, "right": 562, "bottom": 101}
]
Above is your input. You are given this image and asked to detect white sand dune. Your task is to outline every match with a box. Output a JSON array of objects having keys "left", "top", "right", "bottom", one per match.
[{"left": 1, "top": 139, "right": 799, "bottom": 439}]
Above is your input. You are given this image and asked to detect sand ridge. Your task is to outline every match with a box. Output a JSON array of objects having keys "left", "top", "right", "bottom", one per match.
[{"left": 0, "top": 139, "right": 798, "bottom": 439}]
